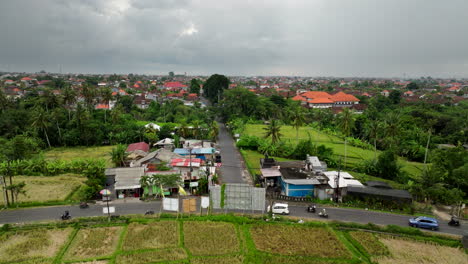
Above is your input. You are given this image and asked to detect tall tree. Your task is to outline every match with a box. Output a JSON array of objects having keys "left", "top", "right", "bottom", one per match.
[
  {"left": 62, "top": 86, "right": 77, "bottom": 121},
  {"left": 290, "top": 106, "right": 305, "bottom": 142},
  {"left": 203, "top": 74, "right": 230, "bottom": 103},
  {"left": 110, "top": 144, "right": 127, "bottom": 167},
  {"left": 364, "top": 119, "right": 381, "bottom": 160},
  {"left": 263, "top": 119, "right": 283, "bottom": 144},
  {"left": 100, "top": 87, "right": 113, "bottom": 122},
  {"left": 337, "top": 108, "right": 354, "bottom": 168},
  {"left": 383, "top": 112, "right": 401, "bottom": 148},
  {"left": 31, "top": 107, "right": 52, "bottom": 148},
  {"left": 81, "top": 84, "right": 96, "bottom": 110},
  {"left": 189, "top": 79, "right": 201, "bottom": 95}
]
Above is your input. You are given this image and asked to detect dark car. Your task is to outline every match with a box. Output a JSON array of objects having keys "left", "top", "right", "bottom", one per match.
[{"left": 409, "top": 216, "right": 439, "bottom": 231}]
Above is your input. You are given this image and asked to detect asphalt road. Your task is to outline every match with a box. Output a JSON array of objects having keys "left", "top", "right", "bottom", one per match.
[
  {"left": 217, "top": 122, "right": 245, "bottom": 183},
  {"left": 0, "top": 200, "right": 466, "bottom": 236}
]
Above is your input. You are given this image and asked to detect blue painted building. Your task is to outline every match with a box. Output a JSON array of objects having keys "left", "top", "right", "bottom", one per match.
[{"left": 278, "top": 167, "right": 321, "bottom": 197}]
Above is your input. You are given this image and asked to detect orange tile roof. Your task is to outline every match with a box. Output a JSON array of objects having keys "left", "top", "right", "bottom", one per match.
[
  {"left": 309, "top": 97, "right": 334, "bottom": 104},
  {"left": 331, "top": 91, "right": 359, "bottom": 102},
  {"left": 292, "top": 95, "right": 307, "bottom": 101}
]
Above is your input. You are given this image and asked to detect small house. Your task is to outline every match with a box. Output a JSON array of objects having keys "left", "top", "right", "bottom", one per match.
[{"left": 170, "top": 158, "right": 202, "bottom": 181}]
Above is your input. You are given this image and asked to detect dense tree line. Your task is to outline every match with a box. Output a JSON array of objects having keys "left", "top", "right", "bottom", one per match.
[{"left": 0, "top": 87, "right": 216, "bottom": 148}]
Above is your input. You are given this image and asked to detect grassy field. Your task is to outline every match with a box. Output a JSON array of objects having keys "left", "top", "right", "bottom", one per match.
[
  {"left": 0, "top": 228, "right": 72, "bottom": 263},
  {"left": 0, "top": 174, "right": 85, "bottom": 204},
  {"left": 44, "top": 145, "right": 115, "bottom": 167},
  {"left": 243, "top": 124, "right": 425, "bottom": 178},
  {"left": 122, "top": 222, "right": 179, "bottom": 251},
  {"left": 64, "top": 226, "right": 123, "bottom": 261},
  {"left": 1, "top": 216, "right": 464, "bottom": 264},
  {"left": 375, "top": 237, "right": 467, "bottom": 264},
  {"left": 183, "top": 221, "right": 239, "bottom": 255},
  {"left": 250, "top": 224, "right": 350, "bottom": 258}
]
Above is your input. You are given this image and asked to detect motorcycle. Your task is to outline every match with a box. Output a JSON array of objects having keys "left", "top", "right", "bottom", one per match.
[
  {"left": 307, "top": 204, "right": 317, "bottom": 213},
  {"left": 79, "top": 202, "right": 89, "bottom": 209},
  {"left": 61, "top": 210, "right": 71, "bottom": 220},
  {"left": 145, "top": 210, "right": 155, "bottom": 215},
  {"left": 448, "top": 216, "right": 460, "bottom": 227},
  {"left": 318, "top": 209, "right": 328, "bottom": 218}
]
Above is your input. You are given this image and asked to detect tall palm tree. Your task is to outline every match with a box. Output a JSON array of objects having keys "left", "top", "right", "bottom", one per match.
[
  {"left": 31, "top": 107, "right": 52, "bottom": 148},
  {"left": 263, "top": 119, "right": 283, "bottom": 144},
  {"left": 290, "top": 106, "right": 305, "bottom": 142},
  {"left": 191, "top": 120, "right": 201, "bottom": 139},
  {"left": 100, "top": 87, "right": 113, "bottom": 123},
  {"left": 337, "top": 108, "right": 354, "bottom": 168},
  {"left": 364, "top": 119, "right": 381, "bottom": 160},
  {"left": 383, "top": 112, "right": 401, "bottom": 149},
  {"left": 62, "top": 87, "right": 77, "bottom": 121},
  {"left": 81, "top": 84, "right": 96, "bottom": 110}
]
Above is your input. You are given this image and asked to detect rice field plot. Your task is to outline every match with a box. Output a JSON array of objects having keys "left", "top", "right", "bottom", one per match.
[
  {"left": 250, "top": 224, "right": 350, "bottom": 258},
  {"left": 64, "top": 226, "right": 122, "bottom": 261},
  {"left": 190, "top": 255, "right": 243, "bottom": 264},
  {"left": 0, "top": 228, "right": 71, "bottom": 263},
  {"left": 122, "top": 221, "right": 179, "bottom": 251},
  {"left": 115, "top": 248, "right": 187, "bottom": 264},
  {"left": 349, "top": 231, "right": 389, "bottom": 256},
  {"left": 45, "top": 145, "right": 115, "bottom": 167},
  {"left": 0, "top": 174, "right": 85, "bottom": 204},
  {"left": 375, "top": 237, "right": 468, "bottom": 264},
  {"left": 68, "top": 261, "right": 108, "bottom": 264},
  {"left": 183, "top": 221, "right": 240, "bottom": 256}
]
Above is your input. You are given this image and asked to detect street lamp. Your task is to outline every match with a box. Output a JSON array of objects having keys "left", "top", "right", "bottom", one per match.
[{"left": 100, "top": 189, "right": 112, "bottom": 221}]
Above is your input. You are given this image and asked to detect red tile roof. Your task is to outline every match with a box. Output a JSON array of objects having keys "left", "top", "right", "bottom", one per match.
[
  {"left": 126, "top": 142, "right": 150, "bottom": 153},
  {"left": 164, "top": 81, "right": 187, "bottom": 88},
  {"left": 171, "top": 158, "right": 202, "bottom": 167},
  {"left": 309, "top": 97, "right": 334, "bottom": 104},
  {"left": 21, "top": 77, "right": 32, "bottom": 81},
  {"left": 292, "top": 91, "right": 359, "bottom": 104},
  {"left": 95, "top": 104, "right": 110, "bottom": 109}
]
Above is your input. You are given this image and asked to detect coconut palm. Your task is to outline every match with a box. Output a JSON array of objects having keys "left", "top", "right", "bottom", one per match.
[
  {"left": 62, "top": 87, "right": 76, "bottom": 121},
  {"left": 337, "top": 108, "right": 354, "bottom": 168},
  {"left": 100, "top": 87, "right": 113, "bottom": 123},
  {"left": 263, "top": 119, "right": 283, "bottom": 144},
  {"left": 383, "top": 112, "right": 401, "bottom": 148},
  {"left": 364, "top": 119, "right": 381, "bottom": 160},
  {"left": 290, "top": 106, "right": 305, "bottom": 142},
  {"left": 31, "top": 107, "right": 52, "bottom": 148}
]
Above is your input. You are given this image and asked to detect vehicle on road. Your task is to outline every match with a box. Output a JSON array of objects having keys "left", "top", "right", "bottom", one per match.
[
  {"left": 267, "top": 203, "right": 289, "bottom": 215},
  {"left": 145, "top": 210, "right": 155, "bottom": 215},
  {"left": 61, "top": 210, "right": 71, "bottom": 220},
  {"left": 408, "top": 216, "right": 439, "bottom": 230},
  {"left": 448, "top": 216, "right": 460, "bottom": 227},
  {"left": 318, "top": 208, "right": 328, "bottom": 218},
  {"left": 79, "top": 202, "right": 89, "bottom": 209},
  {"left": 307, "top": 204, "right": 316, "bottom": 213}
]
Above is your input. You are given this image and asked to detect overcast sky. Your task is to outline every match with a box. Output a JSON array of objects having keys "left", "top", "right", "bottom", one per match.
[{"left": 1, "top": 0, "right": 467, "bottom": 78}]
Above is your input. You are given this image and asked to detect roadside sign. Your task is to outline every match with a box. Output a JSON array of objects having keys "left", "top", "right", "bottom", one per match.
[{"left": 103, "top": 207, "right": 115, "bottom": 214}]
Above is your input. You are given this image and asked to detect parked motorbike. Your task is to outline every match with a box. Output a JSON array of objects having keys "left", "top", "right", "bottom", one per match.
[
  {"left": 448, "top": 216, "right": 460, "bottom": 227},
  {"left": 145, "top": 210, "right": 155, "bottom": 215},
  {"left": 307, "top": 204, "right": 317, "bottom": 213},
  {"left": 61, "top": 210, "right": 71, "bottom": 220},
  {"left": 79, "top": 202, "right": 89, "bottom": 209},
  {"left": 318, "top": 209, "right": 328, "bottom": 218}
]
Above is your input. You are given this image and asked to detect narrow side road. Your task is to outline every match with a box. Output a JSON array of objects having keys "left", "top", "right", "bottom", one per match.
[{"left": 217, "top": 122, "right": 245, "bottom": 183}]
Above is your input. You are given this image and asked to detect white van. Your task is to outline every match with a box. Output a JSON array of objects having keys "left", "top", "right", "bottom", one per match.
[{"left": 267, "top": 203, "right": 289, "bottom": 215}]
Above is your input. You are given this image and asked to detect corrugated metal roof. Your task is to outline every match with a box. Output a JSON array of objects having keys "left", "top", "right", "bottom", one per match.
[{"left": 114, "top": 167, "right": 145, "bottom": 190}]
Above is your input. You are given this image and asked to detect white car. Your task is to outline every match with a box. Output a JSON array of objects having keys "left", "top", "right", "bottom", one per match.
[{"left": 267, "top": 203, "right": 289, "bottom": 215}]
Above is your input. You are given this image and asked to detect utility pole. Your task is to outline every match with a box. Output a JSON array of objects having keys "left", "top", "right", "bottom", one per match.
[
  {"left": 189, "top": 147, "right": 193, "bottom": 195},
  {"left": 335, "top": 159, "right": 342, "bottom": 203}
]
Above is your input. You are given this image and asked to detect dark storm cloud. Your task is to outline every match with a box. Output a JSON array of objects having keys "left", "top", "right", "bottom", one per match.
[{"left": 0, "top": 0, "right": 467, "bottom": 77}]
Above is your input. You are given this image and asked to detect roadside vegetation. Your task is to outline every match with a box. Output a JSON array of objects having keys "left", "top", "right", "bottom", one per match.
[{"left": 0, "top": 214, "right": 464, "bottom": 264}]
